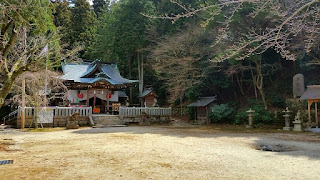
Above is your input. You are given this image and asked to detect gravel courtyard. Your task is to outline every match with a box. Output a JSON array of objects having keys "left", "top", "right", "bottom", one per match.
[{"left": 1, "top": 126, "right": 320, "bottom": 180}]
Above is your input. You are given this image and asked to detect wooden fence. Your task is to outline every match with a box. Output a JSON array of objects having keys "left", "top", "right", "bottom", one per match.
[
  {"left": 119, "top": 107, "right": 172, "bottom": 117},
  {"left": 54, "top": 107, "right": 92, "bottom": 116},
  {"left": 17, "top": 106, "right": 92, "bottom": 117}
]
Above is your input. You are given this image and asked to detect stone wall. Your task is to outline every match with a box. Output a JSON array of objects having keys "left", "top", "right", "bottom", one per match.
[
  {"left": 54, "top": 116, "right": 90, "bottom": 127},
  {"left": 16, "top": 116, "right": 90, "bottom": 128},
  {"left": 121, "top": 116, "right": 170, "bottom": 124},
  {"left": 16, "top": 116, "right": 53, "bottom": 128}
]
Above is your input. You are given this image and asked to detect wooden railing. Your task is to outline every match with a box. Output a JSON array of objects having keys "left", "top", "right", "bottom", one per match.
[
  {"left": 2, "top": 108, "right": 19, "bottom": 125},
  {"left": 17, "top": 107, "right": 35, "bottom": 116},
  {"left": 119, "top": 107, "right": 172, "bottom": 117},
  {"left": 54, "top": 107, "right": 92, "bottom": 116},
  {"left": 17, "top": 106, "right": 92, "bottom": 117}
]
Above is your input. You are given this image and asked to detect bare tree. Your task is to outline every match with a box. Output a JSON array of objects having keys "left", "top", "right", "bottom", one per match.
[
  {"left": 0, "top": 27, "right": 53, "bottom": 107},
  {"left": 150, "top": 25, "right": 214, "bottom": 102},
  {"left": 146, "top": 0, "right": 320, "bottom": 62},
  {"left": 0, "top": 0, "right": 58, "bottom": 108},
  {"left": 7, "top": 70, "right": 68, "bottom": 107}
]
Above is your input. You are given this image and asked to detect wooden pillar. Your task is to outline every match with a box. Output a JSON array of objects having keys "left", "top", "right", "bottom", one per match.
[
  {"left": 107, "top": 89, "right": 109, "bottom": 114},
  {"left": 21, "top": 76, "right": 25, "bottom": 129},
  {"left": 93, "top": 89, "right": 96, "bottom": 108},
  {"left": 194, "top": 107, "right": 197, "bottom": 121},
  {"left": 316, "top": 102, "right": 319, "bottom": 127},
  {"left": 308, "top": 100, "right": 312, "bottom": 128},
  {"left": 86, "top": 88, "right": 90, "bottom": 106},
  {"left": 206, "top": 106, "right": 209, "bottom": 125}
]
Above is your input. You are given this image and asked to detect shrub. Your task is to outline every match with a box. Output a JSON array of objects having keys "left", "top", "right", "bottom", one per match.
[
  {"left": 209, "top": 104, "right": 234, "bottom": 123},
  {"left": 188, "top": 107, "right": 196, "bottom": 120},
  {"left": 234, "top": 100, "right": 274, "bottom": 125},
  {"left": 270, "top": 95, "right": 286, "bottom": 108},
  {"left": 252, "top": 102, "right": 274, "bottom": 124},
  {"left": 234, "top": 111, "right": 248, "bottom": 125}
]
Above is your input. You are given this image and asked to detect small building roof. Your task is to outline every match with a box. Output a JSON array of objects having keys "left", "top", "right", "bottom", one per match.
[
  {"left": 118, "top": 91, "right": 128, "bottom": 98},
  {"left": 138, "top": 89, "right": 156, "bottom": 98},
  {"left": 187, "top": 96, "right": 217, "bottom": 107},
  {"left": 300, "top": 85, "right": 320, "bottom": 100},
  {"left": 61, "top": 61, "right": 138, "bottom": 87}
]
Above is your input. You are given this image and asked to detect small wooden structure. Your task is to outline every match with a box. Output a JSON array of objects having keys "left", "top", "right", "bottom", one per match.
[
  {"left": 300, "top": 85, "right": 320, "bottom": 128},
  {"left": 187, "top": 96, "right": 217, "bottom": 124},
  {"left": 138, "top": 88, "right": 157, "bottom": 107}
]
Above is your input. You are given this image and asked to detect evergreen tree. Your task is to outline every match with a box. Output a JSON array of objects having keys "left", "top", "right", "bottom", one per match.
[
  {"left": 52, "top": 0, "right": 72, "bottom": 46},
  {"left": 87, "top": 0, "right": 154, "bottom": 73},
  {"left": 71, "top": 0, "right": 98, "bottom": 55},
  {"left": 93, "top": 0, "right": 109, "bottom": 17}
]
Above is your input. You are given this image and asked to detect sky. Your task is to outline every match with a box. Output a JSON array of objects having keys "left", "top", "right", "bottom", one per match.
[{"left": 87, "top": 0, "right": 93, "bottom": 5}]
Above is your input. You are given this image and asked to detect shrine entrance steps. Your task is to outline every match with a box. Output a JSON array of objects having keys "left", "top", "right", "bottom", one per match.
[{"left": 91, "top": 114, "right": 123, "bottom": 127}]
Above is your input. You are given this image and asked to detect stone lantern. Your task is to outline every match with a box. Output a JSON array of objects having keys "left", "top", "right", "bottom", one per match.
[
  {"left": 246, "top": 108, "right": 255, "bottom": 128},
  {"left": 282, "top": 107, "right": 292, "bottom": 131}
]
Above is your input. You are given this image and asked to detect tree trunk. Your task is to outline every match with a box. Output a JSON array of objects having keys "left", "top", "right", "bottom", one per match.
[
  {"left": 254, "top": 59, "right": 268, "bottom": 110},
  {"left": 128, "top": 54, "right": 132, "bottom": 103},
  {"left": 250, "top": 66, "right": 258, "bottom": 100},
  {"left": 235, "top": 71, "right": 244, "bottom": 95},
  {"left": 21, "top": 76, "right": 25, "bottom": 129},
  {"left": 0, "top": 75, "right": 20, "bottom": 108},
  {"left": 34, "top": 105, "right": 38, "bottom": 129}
]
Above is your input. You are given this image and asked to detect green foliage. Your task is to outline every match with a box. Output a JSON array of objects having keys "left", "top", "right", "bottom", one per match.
[
  {"left": 52, "top": 0, "right": 72, "bottom": 46},
  {"left": 87, "top": 0, "right": 154, "bottom": 72},
  {"left": 234, "top": 111, "right": 248, "bottom": 125},
  {"left": 209, "top": 104, "right": 235, "bottom": 123},
  {"left": 270, "top": 95, "right": 286, "bottom": 108},
  {"left": 185, "top": 88, "right": 199, "bottom": 102},
  {"left": 0, "top": 0, "right": 56, "bottom": 34},
  {"left": 93, "top": 0, "right": 109, "bottom": 17},
  {"left": 71, "top": 0, "right": 98, "bottom": 54},
  {"left": 188, "top": 107, "right": 196, "bottom": 120},
  {"left": 235, "top": 100, "right": 274, "bottom": 125}
]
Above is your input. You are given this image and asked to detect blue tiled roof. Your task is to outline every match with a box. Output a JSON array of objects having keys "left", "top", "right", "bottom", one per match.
[{"left": 61, "top": 62, "right": 138, "bottom": 86}]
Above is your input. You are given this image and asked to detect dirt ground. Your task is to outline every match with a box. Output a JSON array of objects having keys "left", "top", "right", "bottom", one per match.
[{"left": 1, "top": 125, "right": 320, "bottom": 180}]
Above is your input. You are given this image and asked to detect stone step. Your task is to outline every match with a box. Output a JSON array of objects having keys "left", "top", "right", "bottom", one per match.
[{"left": 91, "top": 115, "right": 123, "bottom": 127}]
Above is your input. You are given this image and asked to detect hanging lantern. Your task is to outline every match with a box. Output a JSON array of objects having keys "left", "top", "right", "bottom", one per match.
[
  {"left": 77, "top": 92, "right": 84, "bottom": 99},
  {"left": 106, "top": 93, "right": 112, "bottom": 99}
]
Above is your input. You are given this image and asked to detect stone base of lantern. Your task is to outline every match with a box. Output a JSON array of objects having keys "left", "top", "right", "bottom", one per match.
[
  {"left": 292, "top": 120, "right": 302, "bottom": 131},
  {"left": 283, "top": 127, "right": 292, "bottom": 131}
]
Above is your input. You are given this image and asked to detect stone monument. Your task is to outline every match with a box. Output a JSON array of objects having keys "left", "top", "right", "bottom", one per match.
[
  {"left": 292, "top": 110, "right": 303, "bottom": 131},
  {"left": 293, "top": 74, "right": 305, "bottom": 98},
  {"left": 282, "top": 107, "right": 292, "bottom": 131},
  {"left": 66, "top": 112, "right": 79, "bottom": 129},
  {"left": 246, "top": 108, "right": 255, "bottom": 128}
]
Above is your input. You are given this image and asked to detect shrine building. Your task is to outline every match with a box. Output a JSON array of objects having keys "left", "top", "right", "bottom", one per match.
[{"left": 60, "top": 60, "right": 138, "bottom": 113}]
